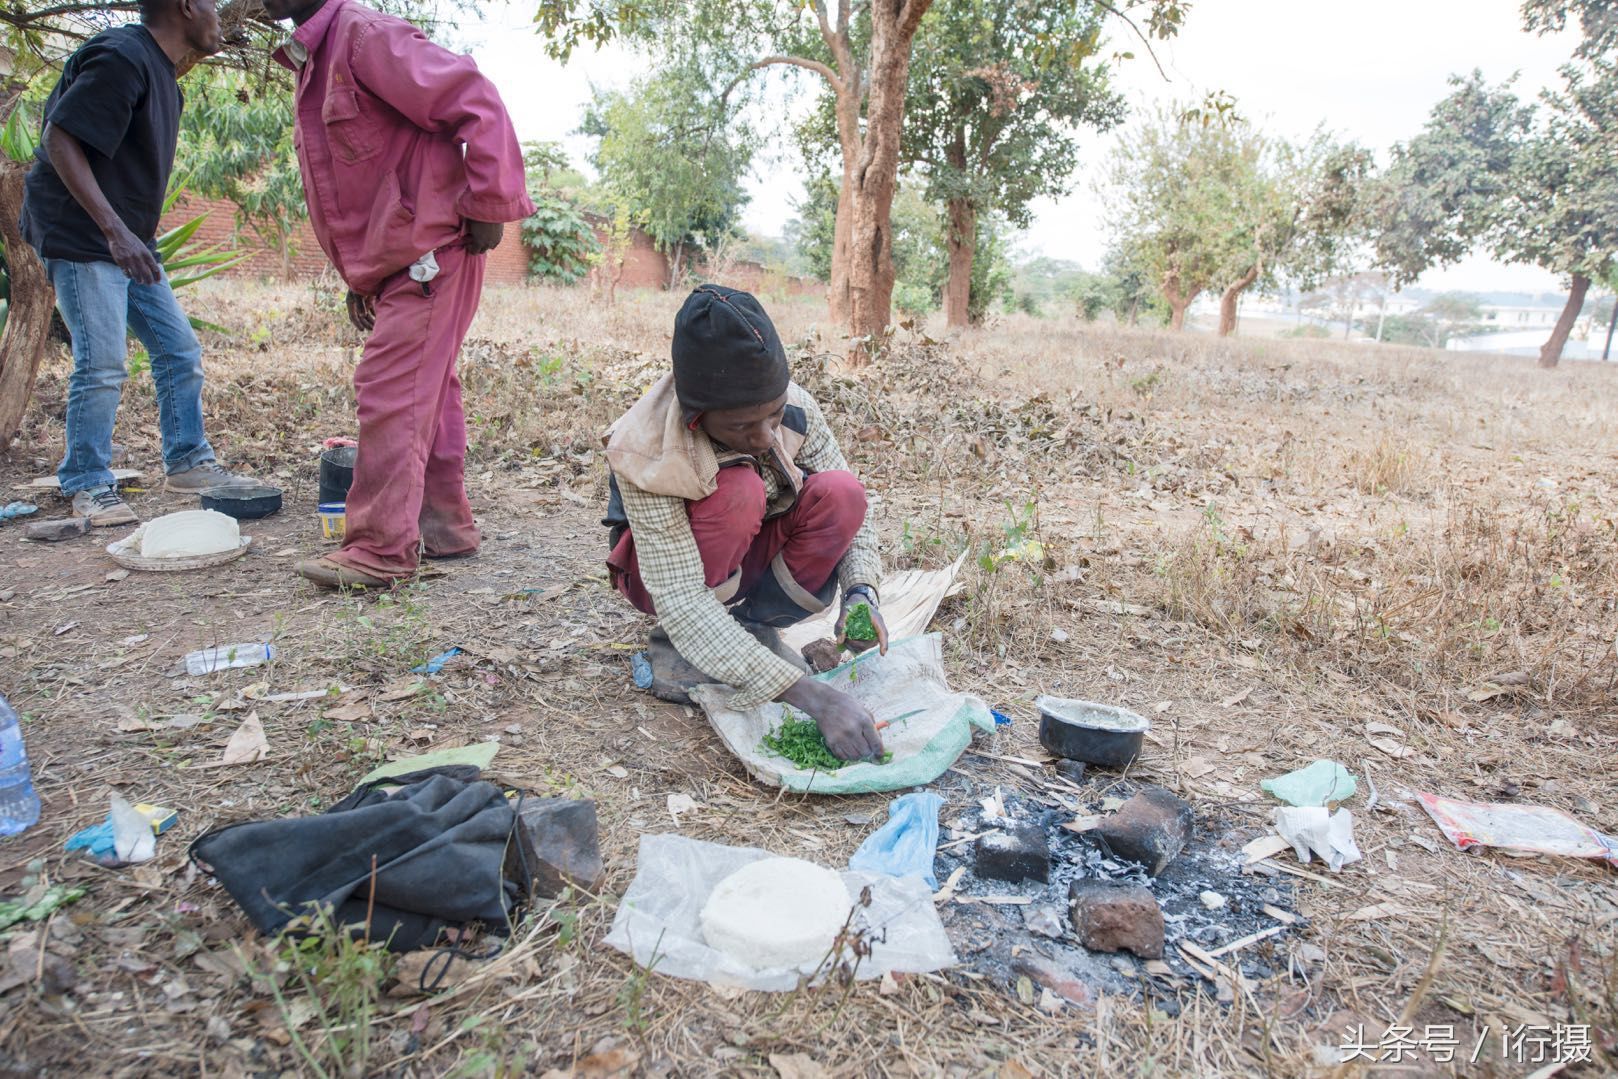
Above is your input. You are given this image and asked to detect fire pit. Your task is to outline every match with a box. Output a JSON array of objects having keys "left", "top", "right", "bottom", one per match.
[{"left": 929, "top": 772, "right": 1303, "bottom": 1012}]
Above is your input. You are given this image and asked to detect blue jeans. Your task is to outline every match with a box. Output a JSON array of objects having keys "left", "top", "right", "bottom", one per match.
[{"left": 48, "top": 259, "right": 215, "bottom": 495}]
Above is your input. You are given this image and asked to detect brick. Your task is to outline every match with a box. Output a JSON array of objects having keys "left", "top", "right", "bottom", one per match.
[
  {"left": 1011, "top": 953, "right": 1095, "bottom": 1008},
  {"left": 1094, "top": 786, "right": 1194, "bottom": 875},
  {"left": 24, "top": 518, "right": 90, "bottom": 542},
  {"left": 1069, "top": 880, "right": 1164, "bottom": 959},
  {"left": 973, "top": 822, "right": 1050, "bottom": 884},
  {"left": 516, "top": 798, "right": 603, "bottom": 898}
]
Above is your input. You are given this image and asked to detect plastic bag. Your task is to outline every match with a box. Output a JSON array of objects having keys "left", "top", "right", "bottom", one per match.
[
  {"left": 1261, "top": 760, "right": 1358, "bottom": 807},
  {"left": 604, "top": 833, "right": 956, "bottom": 992},
  {"left": 1417, "top": 791, "right": 1618, "bottom": 865},
  {"left": 849, "top": 791, "right": 943, "bottom": 888},
  {"left": 690, "top": 634, "right": 995, "bottom": 794}
]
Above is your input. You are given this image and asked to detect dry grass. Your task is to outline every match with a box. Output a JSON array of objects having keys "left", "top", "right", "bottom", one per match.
[{"left": 1, "top": 281, "right": 1616, "bottom": 1076}]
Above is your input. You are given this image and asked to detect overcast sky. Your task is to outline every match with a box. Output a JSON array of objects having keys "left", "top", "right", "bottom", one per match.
[{"left": 460, "top": 0, "right": 1582, "bottom": 296}]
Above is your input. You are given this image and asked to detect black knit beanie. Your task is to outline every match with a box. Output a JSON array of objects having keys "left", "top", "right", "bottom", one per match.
[{"left": 671, "top": 285, "right": 789, "bottom": 412}]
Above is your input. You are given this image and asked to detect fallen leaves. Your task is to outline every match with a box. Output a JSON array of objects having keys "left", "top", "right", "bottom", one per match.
[
  {"left": 1365, "top": 721, "right": 1414, "bottom": 759},
  {"left": 217, "top": 713, "right": 269, "bottom": 766}
]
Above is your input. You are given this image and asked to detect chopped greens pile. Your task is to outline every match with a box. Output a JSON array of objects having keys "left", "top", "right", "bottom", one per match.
[
  {"left": 761, "top": 710, "right": 891, "bottom": 771},
  {"left": 761, "top": 714, "right": 847, "bottom": 772}
]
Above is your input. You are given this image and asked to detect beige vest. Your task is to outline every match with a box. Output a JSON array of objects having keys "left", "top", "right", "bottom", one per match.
[{"left": 604, "top": 374, "right": 807, "bottom": 516}]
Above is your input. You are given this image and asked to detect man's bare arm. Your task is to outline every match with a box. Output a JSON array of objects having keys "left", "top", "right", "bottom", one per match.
[{"left": 42, "top": 122, "right": 162, "bottom": 284}]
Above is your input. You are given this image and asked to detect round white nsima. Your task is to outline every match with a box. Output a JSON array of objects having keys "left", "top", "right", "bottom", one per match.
[
  {"left": 700, "top": 857, "right": 852, "bottom": 970},
  {"left": 137, "top": 510, "right": 241, "bottom": 559}
]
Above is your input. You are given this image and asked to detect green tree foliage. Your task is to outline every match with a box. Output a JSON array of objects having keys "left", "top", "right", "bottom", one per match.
[
  {"left": 1104, "top": 103, "right": 1368, "bottom": 334},
  {"left": 1370, "top": 0, "right": 1618, "bottom": 367},
  {"left": 901, "top": 0, "right": 1124, "bottom": 325},
  {"left": 178, "top": 69, "right": 305, "bottom": 277},
  {"left": 579, "top": 64, "right": 757, "bottom": 286}
]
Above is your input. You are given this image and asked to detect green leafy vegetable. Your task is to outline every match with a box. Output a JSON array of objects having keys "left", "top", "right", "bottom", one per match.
[
  {"left": 844, "top": 602, "right": 877, "bottom": 641},
  {"left": 761, "top": 711, "right": 892, "bottom": 771}
]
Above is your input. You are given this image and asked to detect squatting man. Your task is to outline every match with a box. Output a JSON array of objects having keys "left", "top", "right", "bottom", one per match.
[{"left": 602, "top": 285, "right": 892, "bottom": 762}]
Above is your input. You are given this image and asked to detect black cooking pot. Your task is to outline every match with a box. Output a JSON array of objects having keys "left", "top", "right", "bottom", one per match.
[
  {"left": 199, "top": 485, "right": 283, "bottom": 520},
  {"left": 1035, "top": 696, "right": 1149, "bottom": 769}
]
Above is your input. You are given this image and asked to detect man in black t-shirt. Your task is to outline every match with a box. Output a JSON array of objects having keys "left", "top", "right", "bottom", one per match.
[{"left": 21, "top": 0, "right": 256, "bottom": 527}]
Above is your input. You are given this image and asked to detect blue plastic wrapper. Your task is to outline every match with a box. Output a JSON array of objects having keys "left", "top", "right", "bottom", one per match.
[
  {"left": 0, "top": 502, "right": 37, "bottom": 522},
  {"left": 631, "top": 652, "right": 653, "bottom": 690},
  {"left": 411, "top": 647, "right": 463, "bottom": 675},
  {"left": 848, "top": 791, "right": 944, "bottom": 889},
  {"left": 991, "top": 709, "right": 1012, "bottom": 727},
  {"left": 64, "top": 820, "right": 116, "bottom": 861}
]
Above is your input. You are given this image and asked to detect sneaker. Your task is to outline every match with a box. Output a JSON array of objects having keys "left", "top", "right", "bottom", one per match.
[
  {"left": 164, "top": 461, "right": 258, "bottom": 493},
  {"left": 71, "top": 485, "right": 138, "bottom": 527}
]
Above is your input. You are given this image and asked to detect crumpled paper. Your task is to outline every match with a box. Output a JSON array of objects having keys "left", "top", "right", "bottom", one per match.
[{"left": 1272, "top": 806, "right": 1362, "bottom": 871}]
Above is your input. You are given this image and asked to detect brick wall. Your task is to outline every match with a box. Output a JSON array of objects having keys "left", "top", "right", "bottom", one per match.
[
  {"left": 161, "top": 194, "right": 822, "bottom": 300},
  {"left": 160, "top": 195, "right": 529, "bottom": 287}
]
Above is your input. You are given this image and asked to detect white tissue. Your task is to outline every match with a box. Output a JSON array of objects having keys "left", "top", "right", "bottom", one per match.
[{"left": 1272, "top": 806, "right": 1362, "bottom": 872}]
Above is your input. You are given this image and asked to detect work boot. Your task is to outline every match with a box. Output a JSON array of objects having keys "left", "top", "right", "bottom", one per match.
[
  {"left": 165, "top": 461, "right": 259, "bottom": 493},
  {"left": 645, "top": 625, "right": 709, "bottom": 704},
  {"left": 71, "top": 484, "right": 138, "bottom": 527}
]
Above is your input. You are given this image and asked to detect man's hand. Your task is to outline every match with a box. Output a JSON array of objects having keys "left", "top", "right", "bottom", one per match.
[
  {"left": 106, "top": 223, "right": 162, "bottom": 285},
  {"left": 835, "top": 589, "right": 889, "bottom": 656},
  {"left": 346, "top": 290, "right": 376, "bottom": 332},
  {"left": 778, "top": 677, "right": 884, "bottom": 762},
  {"left": 464, "top": 219, "right": 504, "bottom": 254}
]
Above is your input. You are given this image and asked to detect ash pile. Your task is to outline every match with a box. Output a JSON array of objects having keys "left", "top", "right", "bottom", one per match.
[{"left": 932, "top": 769, "right": 1304, "bottom": 1012}]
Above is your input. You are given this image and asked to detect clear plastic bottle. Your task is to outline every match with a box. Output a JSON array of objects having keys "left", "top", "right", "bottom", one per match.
[
  {"left": 0, "top": 695, "right": 41, "bottom": 837},
  {"left": 183, "top": 642, "right": 276, "bottom": 676}
]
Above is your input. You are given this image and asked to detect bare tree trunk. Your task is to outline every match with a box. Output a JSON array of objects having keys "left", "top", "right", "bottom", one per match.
[
  {"left": 828, "top": 91, "right": 862, "bottom": 324},
  {"left": 1217, "top": 265, "right": 1260, "bottom": 337},
  {"left": 943, "top": 196, "right": 975, "bottom": 329},
  {"left": 0, "top": 158, "right": 54, "bottom": 450},
  {"left": 846, "top": 0, "right": 931, "bottom": 364},
  {"left": 1163, "top": 273, "right": 1196, "bottom": 333},
  {"left": 1538, "top": 273, "right": 1590, "bottom": 369},
  {"left": 1603, "top": 295, "right": 1617, "bottom": 361}
]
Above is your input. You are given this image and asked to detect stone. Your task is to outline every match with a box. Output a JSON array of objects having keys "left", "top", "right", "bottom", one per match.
[
  {"left": 1011, "top": 953, "right": 1094, "bottom": 1008},
  {"left": 1094, "top": 786, "right": 1194, "bottom": 875},
  {"left": 1052, "top": 759, "right": 1087, "bottom": 785},
  {"left": 973, "top": 822, "right": 1050, "bottom": 884},
  {"left": 1069, "top": 880, "right": 1165, "bottom": 960},
  {"left": 1199, "top": 890, "right": 1226, "bottom": 910},
  {"left": 800, "top": 638, "right": 844, "bottom": 674},
  {"left": 24, "top": 517, "right": 90, "bottom": 542},
  {"left": 516, "top": 798, "right": 603, "bottom": 897},
  {"left": 1022, "top": 904, "right": 1065, "bottom": 939}
]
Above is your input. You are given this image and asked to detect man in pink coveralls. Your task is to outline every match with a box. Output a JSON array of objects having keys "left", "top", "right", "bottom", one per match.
[{"left": 266, "top": 0, "right": 534, "bottom": 589}]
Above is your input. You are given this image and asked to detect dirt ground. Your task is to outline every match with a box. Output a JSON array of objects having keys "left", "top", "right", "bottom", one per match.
[{"left": 1, "top": 278, "right": 1615, "bottom": 1077}]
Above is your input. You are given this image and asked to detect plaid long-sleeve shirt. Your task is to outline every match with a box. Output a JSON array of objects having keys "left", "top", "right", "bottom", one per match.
[{"left": 616, "top": 385, "right": 881, "bottom": 708}]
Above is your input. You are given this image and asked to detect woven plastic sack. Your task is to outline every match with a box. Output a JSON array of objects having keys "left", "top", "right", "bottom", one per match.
[
  {"left": 689, "top": 633, "right": 994, "bottom": 794},
  {"left": 603, "top": 833, "right": 955, "bottom": 992}
]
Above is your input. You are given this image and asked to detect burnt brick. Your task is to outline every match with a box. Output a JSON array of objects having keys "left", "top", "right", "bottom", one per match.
[
  {"left": 1069, "top": 880, "right": 1164, "bottom": 959},
  {"left": 517, "top": 798, "right": 603, "bottom": 898},
  {"left": 1094, "top": 785, "right": 1194, "bottom": 875},
  {"left": 973, "top": 822, "right": 1050, "bottom": 884}
]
